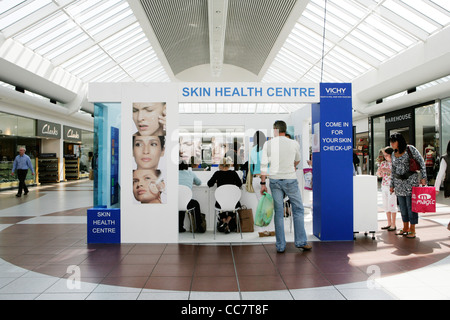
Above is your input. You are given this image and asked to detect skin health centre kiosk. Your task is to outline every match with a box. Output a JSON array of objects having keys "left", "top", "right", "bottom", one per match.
[{"left": 87, "top": 82, "right": 354, "bottom": 244}]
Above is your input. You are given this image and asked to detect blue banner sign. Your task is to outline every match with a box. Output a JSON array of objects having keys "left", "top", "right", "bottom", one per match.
[
  {"left": 312, "top": 83, "right": 354, "bottom": 241},
  {"left": 87, "top": 208, "right": 120, "bottom": 243}
]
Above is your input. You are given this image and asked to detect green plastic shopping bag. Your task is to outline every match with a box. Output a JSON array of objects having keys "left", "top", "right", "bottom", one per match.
[{"left": 255, "top": 192, "right": 274, "bottom": 227}]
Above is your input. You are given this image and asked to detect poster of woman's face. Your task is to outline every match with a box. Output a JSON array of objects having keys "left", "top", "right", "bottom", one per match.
[
  {"left": 179, "top": 135, "right": 202, "bottom": 164},
  {"left": 132, "top": 102, "right": 166, "bottom": 205},
  {"left": 133, "top": 169, "right": 165, "bottom": 204},
  {"left": 133, "top": 136, "right": 165, "bottom": 170},
  {"left": 133, "top": 102, "right": 166, "bottom": 136}
]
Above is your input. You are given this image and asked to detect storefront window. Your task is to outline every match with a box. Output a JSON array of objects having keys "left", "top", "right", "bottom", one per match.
[
  {"left": 94, "top": 102, "right": 121, "bottom": 208},
  {"left": 0, "top": 112, "right": 38, "bottom": 189},
  {"left": 0, "top": 112, "right": 18, "bottom": 136},
  {"left": 372, "top": 116, "right": 385, "bottom": 172},
  {"left": 355, "top": 132, "right": 369, "bottom": 174},
  {"left": 442, "top": 98, "right": 450, "bottom": 154},
  {"left": 80, "top": 130, "right": 93, "bottom": 174},
  {"left": 415, "top": 103, "right": 439, "bottom": 185}
]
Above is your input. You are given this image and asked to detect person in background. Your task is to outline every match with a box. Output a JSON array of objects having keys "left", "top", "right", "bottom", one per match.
[
  {"left": 353, "top": 150, "right": 360, "bottom": 174},
  {"left": 260, "top": 120, "right": 311, "bottom": 253},
  {"left": 434, "top": 140, "right": 450, "bottom": 198},
  {"left": 389, "top": 133, "right": 426, "bottom": 239},
  {"left": 178, "top": 161, "right": 204, "bottom": 233},
  {"left": 250, "top": 131, "right": 275, "bottom": 237},
  {"left": 207, "top": 157, "right": 242, "bottom": 234},
  {"left": 377, "top": 147, "right": 397, "bottom": 231},
  {"left": 434, "top": 141, "right": 450, "bottom": 232},
  {"left": 11, "top": 147, "right": 35, "bottom": 197}
]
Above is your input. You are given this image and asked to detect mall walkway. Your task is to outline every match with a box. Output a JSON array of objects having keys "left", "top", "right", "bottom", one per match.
[{"left": 0, "top": 180, "right": 449, "bottom": 300}]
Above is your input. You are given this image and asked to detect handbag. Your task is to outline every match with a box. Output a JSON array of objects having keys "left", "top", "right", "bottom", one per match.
[
  {"left": 407, "top": 146, "right": 421, "bottom": 172},
  {"left": 411, "top": 186, "right": 436, "bottom": 213},
  {"left": 238, "top": 206, "right": 254, "bottom": 232}
]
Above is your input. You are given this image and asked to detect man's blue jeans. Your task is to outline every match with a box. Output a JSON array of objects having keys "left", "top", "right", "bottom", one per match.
[{"left": 269, "top": 179, "right": 308, "bottom": 251}]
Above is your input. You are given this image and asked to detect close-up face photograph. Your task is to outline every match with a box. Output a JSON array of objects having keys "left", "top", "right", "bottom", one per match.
[
  {"left": 132, "top": 102, "right": 166, "bottom": 136},
  {"left": 132, "top": 169, "right": 164, "bottom": 204},
  {"left": 179, "top": 135, "right": 202, "bottom": 164},
  {"left": 133, "top": 135, "right": 165, "bottom": 170}
]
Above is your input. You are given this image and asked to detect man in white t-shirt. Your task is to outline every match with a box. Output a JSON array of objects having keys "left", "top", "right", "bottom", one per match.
[{"left": 260, "top": 120, "right": 311, "bottom": 253}]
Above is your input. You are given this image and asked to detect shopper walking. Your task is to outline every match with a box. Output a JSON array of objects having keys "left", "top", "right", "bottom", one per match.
[
  {"left": 377, "top": 147, "right": 397, "bottom": 231},
  {"left": 260, "top": 120, "right": 311, "bottom": 252},
  {"left": 389, "top": 133, "right": 426, "bottom": 239},
  {"left": 11, "top": 147, "right": 35, "bottom": 197}
]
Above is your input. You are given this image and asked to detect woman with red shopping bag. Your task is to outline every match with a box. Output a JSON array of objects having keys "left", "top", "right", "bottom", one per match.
[{"left": 389, "top": 133, "right": 426, "bottom": 239}]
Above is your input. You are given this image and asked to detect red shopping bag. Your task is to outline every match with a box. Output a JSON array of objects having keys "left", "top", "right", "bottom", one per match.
[{"left": 412, "top": 186, "right": 436, "bottom": 213}]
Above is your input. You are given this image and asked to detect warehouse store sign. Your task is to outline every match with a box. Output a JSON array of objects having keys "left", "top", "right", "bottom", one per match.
[{"left": 87, "top": 208, "right": 120, "bottom": 243}]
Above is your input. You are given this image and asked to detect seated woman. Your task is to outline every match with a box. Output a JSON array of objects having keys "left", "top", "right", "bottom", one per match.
[
  {"left": 178, "top": 161, "right": 204, "bottom": 233},
  {"left": 207, "top": 157, "right": 242, "bottom": 234}
]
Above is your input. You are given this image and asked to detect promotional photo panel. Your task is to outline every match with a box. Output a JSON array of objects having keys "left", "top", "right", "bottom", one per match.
[{"left": 132, "top": 102, "right": 167, "bottom": 205}]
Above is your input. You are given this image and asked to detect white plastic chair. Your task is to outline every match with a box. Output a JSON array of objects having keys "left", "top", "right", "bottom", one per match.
[
  {"left": 178, "top": 185, "right": 196, "bottom": 239},
  {"left": 214, "top": 185, "right": 242, "bottom": 240}
]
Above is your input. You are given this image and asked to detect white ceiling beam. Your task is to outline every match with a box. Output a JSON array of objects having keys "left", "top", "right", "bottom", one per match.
[
  {"left": 208, "top": 0, "right": 228, "bottom": 77},
  {"left": 353, "top": 25, "right": 450, "bottom": 107}
]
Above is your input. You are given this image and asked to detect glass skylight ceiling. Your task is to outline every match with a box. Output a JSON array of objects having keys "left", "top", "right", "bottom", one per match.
[
  {"left": 0, "top": 0, "right": 170, "bottom": 83},
  {"left": 1, "top": 0, "right": 449, "bottom": 114},
  {"left": 263, "top": 0, "right": 450, "bottom": 84}
]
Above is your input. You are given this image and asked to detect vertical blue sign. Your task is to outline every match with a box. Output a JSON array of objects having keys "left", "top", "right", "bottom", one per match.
[
  {"left": 111, "top": 127, "right": 119, "bottom": 205},
  {"left": 87, "top": 208, "right": 121, "bottom": 243},
  {"left": 312, "top": 83, "right": 353, "bottom": 241}
]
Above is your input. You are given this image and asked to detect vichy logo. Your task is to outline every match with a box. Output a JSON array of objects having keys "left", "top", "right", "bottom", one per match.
[{"left": 325, "top": 87, "right": 347, "bottom": 95}]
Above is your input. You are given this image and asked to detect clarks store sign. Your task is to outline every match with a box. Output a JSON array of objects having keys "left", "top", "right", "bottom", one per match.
[
  {"left": 36, "top": 120, "right": 61, "bottom": 139},
  {"left": 63, "top": 125, "right": 82, "bottom": 142}
]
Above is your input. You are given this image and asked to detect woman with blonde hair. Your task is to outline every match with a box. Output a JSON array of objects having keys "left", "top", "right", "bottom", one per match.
[{"left": 207, "top": 157, "right": 242, "bottom": 233}]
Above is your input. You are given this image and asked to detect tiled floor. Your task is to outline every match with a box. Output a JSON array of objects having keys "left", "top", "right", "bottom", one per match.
[{"left": 0, "top": 180, "right": 449, "bottom": 300}]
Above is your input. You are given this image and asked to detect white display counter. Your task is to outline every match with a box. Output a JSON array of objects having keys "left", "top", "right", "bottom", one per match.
[{"left": 353, "top": 175, "right": 378, "bottom": 239}]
